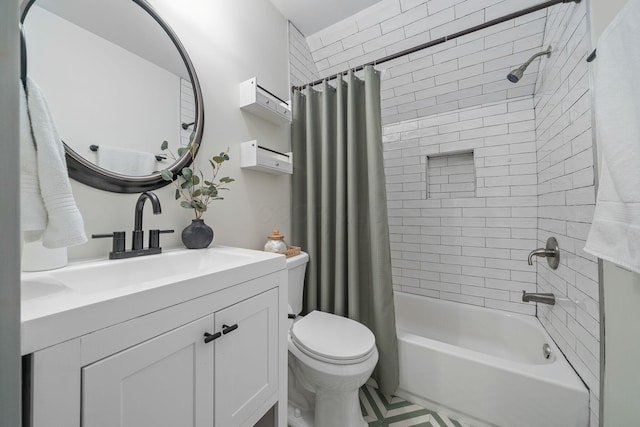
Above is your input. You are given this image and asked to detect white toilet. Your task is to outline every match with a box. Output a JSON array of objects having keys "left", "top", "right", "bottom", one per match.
[{"left": 286, "top": 252, "right": 378, "bottom": 427}]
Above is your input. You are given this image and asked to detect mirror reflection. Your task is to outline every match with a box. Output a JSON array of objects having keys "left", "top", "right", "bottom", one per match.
[{"left": 22, "top": 0, "right": 196, "bottom": 177}]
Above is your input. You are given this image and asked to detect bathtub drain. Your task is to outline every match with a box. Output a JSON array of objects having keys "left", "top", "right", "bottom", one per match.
[{"left": 542, "top": 343, "right": 552, "bottom": 359}]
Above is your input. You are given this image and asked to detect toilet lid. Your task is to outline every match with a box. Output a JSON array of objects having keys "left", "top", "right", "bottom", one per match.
[{"left": 291, "top": 311, "right": 376, "bottom": 363}]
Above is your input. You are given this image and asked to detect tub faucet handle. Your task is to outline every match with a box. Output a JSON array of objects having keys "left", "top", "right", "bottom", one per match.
[
  {"left": 527, "top": 248, "right": 548, "bottom": 265},
  {"left": 527, "top": 237, "right": 560, "bottom": 270}
]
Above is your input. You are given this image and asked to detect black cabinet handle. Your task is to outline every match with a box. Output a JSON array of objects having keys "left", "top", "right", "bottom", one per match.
[
  {"left": 203, "top": 332, "right": 221, "bottom": 343},
  {"left": 222, "top": 324, "right": 238, "bottom": 335}
]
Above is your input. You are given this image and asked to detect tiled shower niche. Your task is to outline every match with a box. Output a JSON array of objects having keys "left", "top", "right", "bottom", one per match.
[{"left": 426, "top": 151, "right": 476, "bottom": 199}]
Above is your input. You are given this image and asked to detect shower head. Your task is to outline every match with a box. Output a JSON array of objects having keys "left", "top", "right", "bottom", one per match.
[
  {"left": 507, "top": 46, "right": 552, "bottom": 83},
  {"left": 507, "top": 67, "right": 525, "bottom": 83}
]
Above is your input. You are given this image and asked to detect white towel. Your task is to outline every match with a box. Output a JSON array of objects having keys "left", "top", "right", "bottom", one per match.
[
  {"left": 25, "top": 77, "right": 87, "bottom": 248},
  {"left": 584, "top": 0, "right": 640, "bottom": 274},
  {"left": 20, "top": 82, "right": 47, "bottom": 240},
  {"left": 96, "top": 145, "right": 156, "bottom": 176}
]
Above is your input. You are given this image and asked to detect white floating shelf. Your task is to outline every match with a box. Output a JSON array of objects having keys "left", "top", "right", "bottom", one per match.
[
  {"left": 240, "top": 141, "right": 293, "bottom": 175},
  {"left": 239, "top": 77, "right": 292, "bottom": 125}
]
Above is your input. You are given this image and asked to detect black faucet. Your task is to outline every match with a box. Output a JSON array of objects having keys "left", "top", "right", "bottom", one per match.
[
  {"left": 92, "top": 191, "right": 173, "bottom": 259},
  {"left": 132, "top": 191, "right": 162, "bottom": 250}
]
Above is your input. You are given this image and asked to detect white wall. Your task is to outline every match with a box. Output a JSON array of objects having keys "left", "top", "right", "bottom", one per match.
[
  {"left": 589, "top": 1, "right": 640, "bottom": 425},
  {"left": 591, "top": 0, "right": 627, "bottom": 43},
  {"left": 24, "top": 6, "right": 182, "bottom": 172},
  {"left": 180, "top": 78, "right": 196, "bottom": 147},
  {"left": 533, "top": 1, "right": 599, "bottom": 424},
  {"left": 0, "top": 0, "right": 21, "bottom": 423},
  {"left": 62, "top": 0, "right": 292, "bottom": 260}
]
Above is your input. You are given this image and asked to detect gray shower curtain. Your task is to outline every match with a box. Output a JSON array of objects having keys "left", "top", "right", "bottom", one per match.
[{"left": 291, "top": 66, "right": 399, "bottom": 396}]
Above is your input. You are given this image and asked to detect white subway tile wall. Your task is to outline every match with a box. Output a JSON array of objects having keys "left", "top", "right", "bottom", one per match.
[
  {"left": 533, "top": 2, "right": 599, "bottom": 426},
  {"left": 305, "top": 0, "right": 547, "bottom": 124},
  {"left": 384, "top": 96, "right": 538, "bottom": 316},
  {"left": 289, "top": 23, "right": 320, "bottom": 88}
]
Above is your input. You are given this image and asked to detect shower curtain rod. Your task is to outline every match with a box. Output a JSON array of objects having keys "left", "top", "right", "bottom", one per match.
[{"left": 293, "top": 0, "right": 581, "bottom": 91}]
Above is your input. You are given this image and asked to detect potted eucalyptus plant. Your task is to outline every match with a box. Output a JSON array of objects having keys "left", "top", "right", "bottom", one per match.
[{"left": 160, "top": 141, "right": 234, "bottom": 249}]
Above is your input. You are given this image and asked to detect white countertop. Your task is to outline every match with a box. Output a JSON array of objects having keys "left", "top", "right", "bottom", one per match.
[{"left": 21, "top": 246, "right": 286, "bottom": 355}]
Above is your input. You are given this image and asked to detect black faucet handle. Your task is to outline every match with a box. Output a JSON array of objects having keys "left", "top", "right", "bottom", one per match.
[
  {"left": 149, "top": 229, "right": 174, "bottom": 249},
  {"left": 92, "top": 231, "right": 126, "bottom": 253}
]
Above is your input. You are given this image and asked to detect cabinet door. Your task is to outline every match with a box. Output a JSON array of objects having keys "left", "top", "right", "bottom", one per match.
[
  {"left": 82, "top": 315, "right": 215, "bottom": 427},
  {"left": 215, "top": 288, "right": 278, "bottom": 426}
]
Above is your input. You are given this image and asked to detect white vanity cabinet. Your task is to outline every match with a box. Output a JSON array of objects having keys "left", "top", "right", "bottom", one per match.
[
  {"left": 82, "top": 289, "right": 278, "bottom": 427},
  {"left": 83, "top": 315, "right": 216, "bottom": 427},
  {"left": 23, "top": 256, "right": 288, "bottom": 427}
]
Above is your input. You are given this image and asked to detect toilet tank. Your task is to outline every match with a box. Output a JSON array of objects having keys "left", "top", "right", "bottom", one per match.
[{"left": 286, "top": 252, "right": 309, "bottom": 315}]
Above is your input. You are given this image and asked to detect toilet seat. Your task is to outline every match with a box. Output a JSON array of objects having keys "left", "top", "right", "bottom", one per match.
[{"left": 290, "top": 311, "right": 376, "bottom": 365}]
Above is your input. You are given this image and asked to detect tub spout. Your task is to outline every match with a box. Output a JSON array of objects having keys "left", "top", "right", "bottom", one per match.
[{"left": 522, "top": 290, "right": 556, "bottom": 305}]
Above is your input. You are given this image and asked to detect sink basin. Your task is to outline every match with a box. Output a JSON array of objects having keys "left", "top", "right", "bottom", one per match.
[
  {"left": 21, "top": 277, "right": 69, "bottom": 301},
  {"left": 22, "top": 246, "right": 282, "bottom": 294}
]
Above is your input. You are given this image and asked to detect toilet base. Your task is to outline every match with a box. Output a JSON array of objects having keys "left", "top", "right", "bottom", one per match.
[
  {"left": 287, "top": 397, "right": 367, "bottom": 427},
  {"left": 314, "top": 388, "right": 368, "bottom": 427},
  {"left": 287, "top": 375, "right": 368, "bottom": 427},
  {"left": 287, "top": 405, "right": 314, "bottom": 427}
]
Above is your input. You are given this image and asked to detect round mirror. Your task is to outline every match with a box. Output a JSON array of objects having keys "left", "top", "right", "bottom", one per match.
[{"left": 20, "top": 0, "right": 204, "bottom": 193}]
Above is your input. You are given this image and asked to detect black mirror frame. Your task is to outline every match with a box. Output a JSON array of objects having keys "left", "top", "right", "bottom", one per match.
[{"left": 19, "top": 0, "right": 204, "bottom": 193}]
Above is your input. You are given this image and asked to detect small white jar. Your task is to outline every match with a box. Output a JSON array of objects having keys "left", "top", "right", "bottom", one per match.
[{"left": 264, "top": 229, "right": 288, "bottom": 253}]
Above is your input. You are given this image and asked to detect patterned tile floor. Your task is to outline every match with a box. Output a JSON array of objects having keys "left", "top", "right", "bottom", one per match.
[{"left": 359, "top": 384, "right": 469, "bottom": 427}]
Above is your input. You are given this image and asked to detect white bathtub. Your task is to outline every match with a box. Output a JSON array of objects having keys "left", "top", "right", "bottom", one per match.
[{"left": 394, "top": 292, "right": 589, "bottom": 427}]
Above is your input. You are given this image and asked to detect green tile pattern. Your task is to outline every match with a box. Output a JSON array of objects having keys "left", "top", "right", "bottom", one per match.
[{"left": 359, "top": 384, "right": 468, "bottom": 427}]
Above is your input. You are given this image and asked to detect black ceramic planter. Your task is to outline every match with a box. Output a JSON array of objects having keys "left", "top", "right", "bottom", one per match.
[{"left": 182, "top": 219, "right": 213, "bottom": 249}]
